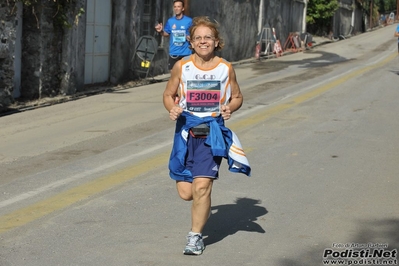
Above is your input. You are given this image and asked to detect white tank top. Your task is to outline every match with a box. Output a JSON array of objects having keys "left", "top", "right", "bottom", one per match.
[{"left": 178, "top": 55, "right": 232, "bottom": 118}]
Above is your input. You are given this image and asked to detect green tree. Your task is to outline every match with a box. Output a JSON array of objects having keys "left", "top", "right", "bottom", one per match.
[
  {"left": 306, "top": 0, "right": 339, "bottom": 34},
  {"left": 357, "top": 0, "right": 394, "bottom": 27},
  {"left": 383, "top": 0, "right": 396, "bottom": 12},
  {"left": 306, "top": 0, "right": 339, "bottom": 24},
  {"left": 8, "top": 0, "right": 84, "bottom": 28}
]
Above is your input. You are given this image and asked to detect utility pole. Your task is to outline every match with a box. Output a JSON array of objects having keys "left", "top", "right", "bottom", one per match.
[
  {"left": 397, "top": 0, "right": 399, "bottom": 21},
  {"left": 302, "top": 0, "right": 308, "bottom": 33},
  {"left": 370, "top": 0, "right": 373, "bottom": 29},
  {"left": 258, "top": 0, "right": 264, "bottom": 34},
  {"left": 184, "top": 0, "right": 190, "bottom": 16}
]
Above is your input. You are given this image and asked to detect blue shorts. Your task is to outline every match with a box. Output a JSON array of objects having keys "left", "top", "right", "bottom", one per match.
[{"left": 185, "top": 135, "right": 223, "bottom": 182}]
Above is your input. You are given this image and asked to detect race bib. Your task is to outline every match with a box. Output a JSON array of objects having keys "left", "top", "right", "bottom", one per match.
[
  {"left": 172, "top": 30, "right": 186, "bottom": 46},
  {"left": 186, "top": 80, "right": 221, "bottom": 113}
]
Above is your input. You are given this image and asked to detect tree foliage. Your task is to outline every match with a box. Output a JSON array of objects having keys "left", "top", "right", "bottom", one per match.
[
  {"left": 306, "top": 0, "right": 340, "bottom": 25},
  {"left": 376, "top": 0, "right": 396, "bottom": 13},
  {"left": 357, "top": 0, "right": 396, "bottom": 14},
  {"left": 356, "top": 0, "right": 396, "bottom": 27},
  {"left": 7, "top": 0, "right": 84, "bottom": 28}
]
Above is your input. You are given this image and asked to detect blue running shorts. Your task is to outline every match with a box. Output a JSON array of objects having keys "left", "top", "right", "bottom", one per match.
[{"left": 185, "top": 135, "right": 223, "bottom": 182}]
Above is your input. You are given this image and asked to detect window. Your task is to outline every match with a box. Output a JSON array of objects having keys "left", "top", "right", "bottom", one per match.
[
  {"left": 140, "top": 0, "right": 163, "bottom": 46},
  {"left": 142, "top": 1, "right": 152, "bottom": 36}
]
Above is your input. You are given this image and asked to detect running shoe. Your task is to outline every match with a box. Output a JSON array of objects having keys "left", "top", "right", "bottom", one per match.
[{"left": 183, "top": 233, "right": 205, "bottom": 255}]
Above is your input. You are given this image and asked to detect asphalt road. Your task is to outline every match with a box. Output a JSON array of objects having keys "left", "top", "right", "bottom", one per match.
[{"left": 0, "top": 25, "right": 398, "bottom": 266}]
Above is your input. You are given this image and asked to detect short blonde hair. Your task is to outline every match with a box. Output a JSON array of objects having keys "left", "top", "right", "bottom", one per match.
[{"left": 189, "top": 16, "right": 225, "bottom": 51}]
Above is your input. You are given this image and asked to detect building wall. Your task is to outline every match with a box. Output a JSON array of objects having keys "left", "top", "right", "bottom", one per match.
[
  {"left": 332, "top": 0, "right": 364, "bottom": 37},
  {"left": 272, "top": 0, "right": 305, "bottom": 48},
  {"left": 109, "top": 0, "right": 138, "bottom": 83},
  {"left": 0, "top": 3, "right": 16, "bottom": 111},
  {"left": 189, "top": 0, "right": 259, "bottom": 61},
  {"left": 21, "top": 1, "right": 63, "bottom": 99},
  {"left": 0, "top": 0, "right": 367, "bottom": 111},
  {"left": 60, "top": 0, "right": 86, "bottom": 96},
  {"left": 109, "top": 0, "right": 168, "bottom": 82}
]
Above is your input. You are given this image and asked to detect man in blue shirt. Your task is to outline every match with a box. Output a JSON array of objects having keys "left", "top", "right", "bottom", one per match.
[
  {"left": 155, "top": 0, "right": 192, "bottom": 70},
  {"left": 395, "top": 23, "right": 399, "bottom": 53}
]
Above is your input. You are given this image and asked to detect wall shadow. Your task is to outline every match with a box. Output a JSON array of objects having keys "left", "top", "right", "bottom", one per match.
[
  {"left": 203, "top": 197, "right": 268, "bottom": 246},
  {"left": 251, "top": 51, "right": 350, "bottom": 75}
]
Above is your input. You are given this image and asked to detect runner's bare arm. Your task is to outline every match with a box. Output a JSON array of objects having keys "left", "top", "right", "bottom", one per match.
[
  {"left": 155, "top": 23, "right": 170, "bottom": 37},
  {"left": 163, "top": 61, "right": 183, "bottom": 121},
  {"left": 221, "top": 65, "right": 243, "bottom": 119}
]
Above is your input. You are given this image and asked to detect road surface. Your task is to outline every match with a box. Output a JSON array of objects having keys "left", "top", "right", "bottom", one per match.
[{"left": 0, "top": 25, "right": 398, "bottom": 266}]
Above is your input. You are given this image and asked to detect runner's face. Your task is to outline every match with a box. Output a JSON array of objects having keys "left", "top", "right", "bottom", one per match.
[
  {"left": 173, "top": 2, "right": 184, "bottom": 16},
  {"left": 191, "top": 26, "right": 219, "bottom": 56}
]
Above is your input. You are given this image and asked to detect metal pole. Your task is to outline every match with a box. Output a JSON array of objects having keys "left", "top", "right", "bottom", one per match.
[
  {"left": 184, "top": 0, "right": 190, "bottom": 16},
  {"left": 397, "top": 0, "right": 399, "bottom": 21},
  {"left": 258, "top": 0, "right": 264, "bottom": 34},
  {"left": 370, "top": 0, "right": 373, "bottom": 29},
  {"left": 302, "top": 0, "right": 308, "bottom": 33}
]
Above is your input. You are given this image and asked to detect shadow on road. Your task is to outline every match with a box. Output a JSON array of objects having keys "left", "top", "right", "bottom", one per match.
[
  {"left": 203, "top": 197, "right": 268, "bottom": 246},
  {"left": 278, "top": 218, "right": 399, "bottom": 266},
  {"left": 251, "top": 51, "right": 349, "bottom": 75}
]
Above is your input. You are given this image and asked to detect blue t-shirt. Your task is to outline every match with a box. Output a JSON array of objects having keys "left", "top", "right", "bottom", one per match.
[
  {"left": 164, "top": 15, "right": 192, "bottom": 56},
  {"left": 397, "top": 24, "right": 399, "bottom": 43}
]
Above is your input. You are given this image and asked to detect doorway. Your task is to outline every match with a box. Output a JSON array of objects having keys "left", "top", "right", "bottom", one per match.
[{"left": 84, "top": 0, "right": 111, "bottom": 84}]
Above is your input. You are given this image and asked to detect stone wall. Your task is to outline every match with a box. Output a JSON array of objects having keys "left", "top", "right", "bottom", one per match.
[
  {"left": 60, "top": 0, "right": 86, "bottom": 95},
  {"left": 0, "top": 0, "right": 367, "bottom": 111},
  {"left": 0, "top": 3, "right": 16, "bottom": 111},
  {"left": 266, "top": 0, "right": 305, "bottom": 51},
  {"left": 110, "top": 0, "right": 169, "bottom": 81},
  {"left": 107, "top": 0, "right": 307, "bottom": 79},
  {"left": 189, "top": 0, "right": 259, "bottom": 62},
  {"left": 188, "top": 0, "right": 306, "bottom": 62},
  {"left": 332, "top": 0, "right": 364, "bottom": 37},
  {"left": 21, "top": 1, "right": 63, "bottom": 99},
  {"left": 110, "top": 0, "right": 139, "bottom": 83}
]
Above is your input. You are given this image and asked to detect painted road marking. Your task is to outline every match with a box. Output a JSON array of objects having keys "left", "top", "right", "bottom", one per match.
[
  {"left": 0, "top": 153, "right": 168, "bottom": 234},
  {"left": 0, "top": 52, "right": 396, "bottom": 235},
  {"left": 0, "top": 142, "right": 171, "bottom": 209}
]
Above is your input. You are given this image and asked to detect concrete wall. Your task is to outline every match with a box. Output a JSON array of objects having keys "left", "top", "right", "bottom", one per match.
[
  {"left": 110, "top": 0, "right": 138, "bottom": 83},
  {"left": 110, "top": 0, "right": 168, "bottom": 82},
  {"left": 332, "top": 0, "right": 364, "bottom": 37},
  {"left": 21, "top": 1, "right": 63, "bottom": 99},
  {"left": 105, "top": 0, "right": 307, "bottom": 79},
  {"left": 271, "top": 0, "right": 305, "bottom": 49},
  {"left": 60, "top": 0, "right": 86, "bottom": 96},
  {"left": 189, "top": 0, "right": 259, "bottom": 61},
  {"left": 0, "top": 0, "right": 367, "bottom": 112},
  {"left": 0, "top": 0, "right": 313, "bottom": 111},
  {"left": 0, "top": 3, "right": 16, "bottom": 111}
]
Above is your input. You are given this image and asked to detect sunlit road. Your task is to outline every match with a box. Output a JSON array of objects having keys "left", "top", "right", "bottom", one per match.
[{"left": 0, "top": 25, "right": 398, "bottom": 266}]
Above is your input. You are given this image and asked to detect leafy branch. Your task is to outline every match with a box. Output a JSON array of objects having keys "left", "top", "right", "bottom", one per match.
[{"left": 6, "top": 0, "right": 84, "bottom": 29}]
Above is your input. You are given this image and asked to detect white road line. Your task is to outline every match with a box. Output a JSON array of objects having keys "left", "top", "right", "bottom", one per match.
[{"left": 0, "top": 141, "right": 171, "bottom": 209}]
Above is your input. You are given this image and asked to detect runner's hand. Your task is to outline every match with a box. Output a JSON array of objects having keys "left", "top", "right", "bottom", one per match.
[
  {"left": 169, "top": 106, "right": 183, "bottom": 121},
  {"left": 221, "top": 105, "right": 231, "bottom": 120},
  {"left": 155, "top": 23, "right": 163, "bottom": 32}
]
